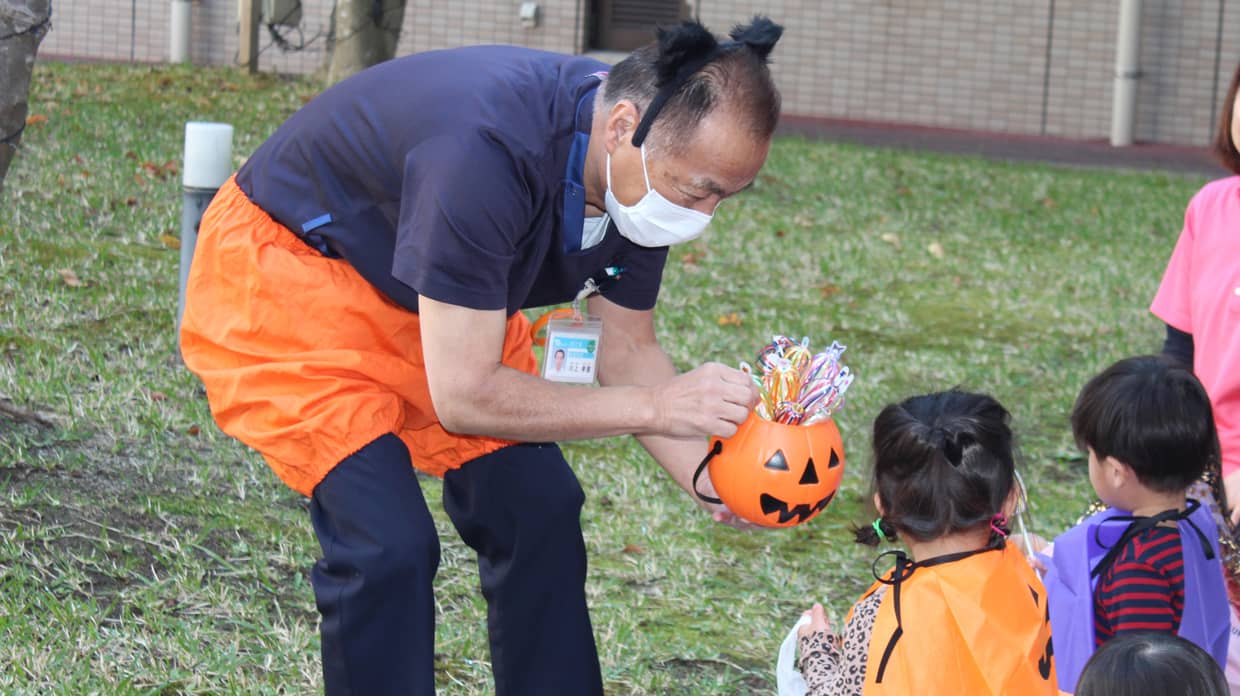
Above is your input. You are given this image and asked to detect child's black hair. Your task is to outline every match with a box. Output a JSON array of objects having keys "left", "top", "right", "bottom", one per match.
[
  {"left": 1075, "top": 632, "right": 1227, "bottom": 696},
  {"left": 854, "top": 389, "right": 1016, "bottom": 546},
  {"left": 1071, "top": 355, "right": 1219, "bottom": 493}
]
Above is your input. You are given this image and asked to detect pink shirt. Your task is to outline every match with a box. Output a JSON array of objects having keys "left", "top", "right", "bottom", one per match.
[{"left": 1151, "top": 176, "right": 1240, "bottom": 476}]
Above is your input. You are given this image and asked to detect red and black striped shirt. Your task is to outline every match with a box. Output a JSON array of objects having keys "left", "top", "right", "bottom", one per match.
[{"left": 1093, "top": 525, "right": 1185, "bottom": 644}]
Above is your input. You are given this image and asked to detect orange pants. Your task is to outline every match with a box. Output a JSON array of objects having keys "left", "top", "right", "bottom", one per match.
[{"left": 180, "top": 176, "right": 537, "bottom": 496}]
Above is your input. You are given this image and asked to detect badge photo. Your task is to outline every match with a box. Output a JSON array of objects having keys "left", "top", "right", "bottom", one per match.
[{"left": 541, "top": 317, "right": 602, "bottom": 385}]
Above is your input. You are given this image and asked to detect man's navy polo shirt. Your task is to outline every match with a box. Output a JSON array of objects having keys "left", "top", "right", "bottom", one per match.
[{"left": 235, "top": 45, "right": 669, "bottom": 315}]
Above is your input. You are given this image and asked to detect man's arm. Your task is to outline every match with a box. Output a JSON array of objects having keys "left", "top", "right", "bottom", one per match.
[
  {"left": 1161, "top": 323, "right": 1194, "bottom": 368},
  {"left": 587, "top": 294, "right": 759, "bottom": 526},
  {"left": 418, "top": 296, "right": 756, "bottom": 443}
]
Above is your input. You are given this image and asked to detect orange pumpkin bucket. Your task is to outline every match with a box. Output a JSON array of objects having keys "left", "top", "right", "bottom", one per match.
[
  {"left": 693, "top": 335, "right": 855, "bottom": 527},
  {"left": 694, "top": 413, "right": 846, "bottom": 527}
]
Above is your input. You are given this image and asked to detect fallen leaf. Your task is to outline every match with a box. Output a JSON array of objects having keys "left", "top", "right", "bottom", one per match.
[
  {"left": 125, "top": 196, "right": 138, "bottom": 206},
  {"left": 124, "top": 151, "right": 138, "bottom": 160},
  {"left": 141, "top": 161, "right": 162, "bottom": 177},
  {"left": 680, "top": 250, "right": 706, "bottom": 265},
  {"left": 24, "top": 114, "right": 47, "bottom": 126},
  {"left": 622, "top": 543, "right": 644, "bottom": 554},
  {"left": 149, "top": 391, "right": 168, "bottom": 402},
  {"left": 716, "top": 312, "right": 742, "bottom": 327},
  {"left": 58, "top": 269, "right": 83, "bottom": 287},
  {"left": 927, "top": 242, "right": 945, "bottom": 259},
  {"left": 774, "top": 229, "right": 786, "bottom": 238},
  {"left": 881, "top": 233, "right": 901, "bottom": 247},
  {"left": 817, "top": 283, "right": 841, "bottom": 298},
  {"left": 186, "top": 425, "right": 200, "bottom": 436},
  {"left": 73, "top": 153, "right": 85, "bottom": 164},
  {"left": 161, "top": 160, "right": 179, "bottom": 176},
  {"left": 159, "top": 234, "right": 181, "bottom": 250},
  {"left": 1041, "top": 197, "right": 1056, "bottom": 209}
]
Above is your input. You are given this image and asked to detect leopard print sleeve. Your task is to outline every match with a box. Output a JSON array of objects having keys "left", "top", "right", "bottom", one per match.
[{"left": 796, "top": 586, "right": 886, "bottom": 696}]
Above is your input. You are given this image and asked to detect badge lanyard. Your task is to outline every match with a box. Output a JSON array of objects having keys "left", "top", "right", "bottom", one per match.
[{"left": 532, "top": 277, "right": 607, "bottom": 384}]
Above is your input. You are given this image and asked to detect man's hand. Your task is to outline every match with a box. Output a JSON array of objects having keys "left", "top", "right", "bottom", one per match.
[
  {"left": 691, "top": 468, "right": 765, "bottom": 531},
  {"left": 647, "top": 362, "right": 759, "bottom": 439}
]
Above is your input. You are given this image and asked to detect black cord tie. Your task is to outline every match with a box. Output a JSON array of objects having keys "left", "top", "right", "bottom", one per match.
[
  {"left": 1090, "top": 498, "right": 1211, "bottom": 580},
  {"left": 870, "top": 545, "right": 1002, "bottom": 683}
]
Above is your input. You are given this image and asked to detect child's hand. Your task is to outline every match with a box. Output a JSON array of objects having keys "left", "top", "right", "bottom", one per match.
[
  {"left": 798, "top": 603, "right": 830, "bottom": 639},
  {"left": 1010, "top": 533, "right": 1049, "bottom": 576},
  {"left": 1011, "top": 532, "right": 1049, "bottom": 556},
  {"left": 1027, "top": 554, "right": 1048, "bottom": 576},
  {"left": 1225, "top": 470, "right": 1240, "bottom": 525}
]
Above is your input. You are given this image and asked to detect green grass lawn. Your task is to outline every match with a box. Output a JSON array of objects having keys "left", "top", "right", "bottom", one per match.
[{"left": 0, "top": 62, "right": 1212, "bottom": 694}]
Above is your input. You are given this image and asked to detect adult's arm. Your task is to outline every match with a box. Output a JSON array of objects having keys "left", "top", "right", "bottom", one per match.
[
  {"left": 1161, "top": 323, "right": 1194, "bottom": 368},
  {"left": 585, "top": 294, "right": 760, "bottom": 524},
  {"left": 418, "top": 296, "right": 757, "bottom": 443}
]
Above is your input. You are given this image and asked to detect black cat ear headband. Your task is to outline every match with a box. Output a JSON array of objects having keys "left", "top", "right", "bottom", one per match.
[{"left": 630, "top": 16, "right": 783, "bottom": 147}]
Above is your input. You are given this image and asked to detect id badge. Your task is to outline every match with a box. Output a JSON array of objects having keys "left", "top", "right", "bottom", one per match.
[{"left": 542, "top": 316, "right": 602, "bottom": 384}]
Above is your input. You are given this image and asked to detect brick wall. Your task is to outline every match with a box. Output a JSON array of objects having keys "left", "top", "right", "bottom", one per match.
[
  {"left": 40, "top": 0, "right": 1240, "bottom": 146},
  {"left": 43, "top": 1, "right": 582, "bottom": 75}
]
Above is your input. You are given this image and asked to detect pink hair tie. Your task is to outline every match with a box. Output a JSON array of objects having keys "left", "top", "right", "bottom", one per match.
[{"left": 990, "top": 513, "right": 1009, "bottom": 538}]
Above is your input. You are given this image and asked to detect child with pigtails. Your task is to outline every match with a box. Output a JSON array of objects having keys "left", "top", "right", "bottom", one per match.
[{"left": 788, "top": 389, "right": 1058, "bottom": 695}]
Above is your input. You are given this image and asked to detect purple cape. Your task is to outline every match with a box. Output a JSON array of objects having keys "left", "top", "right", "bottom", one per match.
[{"left": 1042, "top": 502, "right": 1229, "bottom": 692}]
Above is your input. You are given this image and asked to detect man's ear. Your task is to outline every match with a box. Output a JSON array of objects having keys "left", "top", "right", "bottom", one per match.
[
  {"left": 873, "top": 492, "right": 886, "bottom": 517},
  {"left": 604, "top": 100, "right": 639, "bottom": 155}
]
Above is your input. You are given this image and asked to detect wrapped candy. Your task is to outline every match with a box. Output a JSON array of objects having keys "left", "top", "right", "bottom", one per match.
[{"left": 744, "top": 336, "right": 854, "bottom": 425}]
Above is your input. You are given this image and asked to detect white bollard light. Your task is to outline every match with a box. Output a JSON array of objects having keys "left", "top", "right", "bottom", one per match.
[
  {"left": 170, "top": 0, "right": 192, "bottom": 64},
  {"left": 1110, "top": 0, "right": 1142, "bottom": 146},
  {"left": 178, "top": 122, "right": 233, "bottom": 353}
]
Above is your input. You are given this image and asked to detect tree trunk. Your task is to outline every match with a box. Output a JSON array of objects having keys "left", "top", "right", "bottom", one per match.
[
  {"left": 325, "top": 0, "right": 406, "bottom": 85},
  {"left": 0, "top": 0, "right": 50, "bottom": 197}
]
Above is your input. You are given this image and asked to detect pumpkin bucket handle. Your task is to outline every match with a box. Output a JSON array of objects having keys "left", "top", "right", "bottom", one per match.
[{"left": 692, "top": 439, "right": 724, "bottom": 505}]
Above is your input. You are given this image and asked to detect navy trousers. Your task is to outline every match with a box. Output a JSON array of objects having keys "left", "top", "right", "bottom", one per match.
[{"left": 309, "top": 434, "right": 603, "bottom": 695}]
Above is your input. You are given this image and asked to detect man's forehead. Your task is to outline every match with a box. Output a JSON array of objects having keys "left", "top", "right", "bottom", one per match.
[
  {"left": 684, "top": 174, "right": 728, "bottom": 196},
  {"left": 666, "top": 156, "right": 756, "bottom": 197}
]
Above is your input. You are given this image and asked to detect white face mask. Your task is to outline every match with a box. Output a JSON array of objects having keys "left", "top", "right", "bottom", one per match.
[
  {"left": 604, "top": 144, "right": 713, "bottom": 248},
  {"left": 580, "top": 213, "right": 610, "bottom": 251}
]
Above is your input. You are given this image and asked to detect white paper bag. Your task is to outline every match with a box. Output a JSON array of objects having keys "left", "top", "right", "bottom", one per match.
[{"left": 776, "top": 614, "right": 812, "bottom": 696}]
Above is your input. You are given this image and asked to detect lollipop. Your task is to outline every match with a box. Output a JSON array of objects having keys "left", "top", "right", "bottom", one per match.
[
  {"left": 746, "top": 335, "right": 854, "bottom": 425},
  {"left": 693, "top": 334, "right": 856, "bottom": 527}
]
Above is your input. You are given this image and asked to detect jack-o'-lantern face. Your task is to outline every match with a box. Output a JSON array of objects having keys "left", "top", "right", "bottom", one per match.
[{"left": 706, "top": 415, "right": 845, "bottom": 528}]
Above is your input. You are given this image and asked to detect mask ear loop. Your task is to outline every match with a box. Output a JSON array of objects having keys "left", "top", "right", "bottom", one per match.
[
  {"left": 1013, "top": 471, "right": 1040, "bottom": 577},
  {"left": 637, "top": 144, "right": 653, "bottom": 192},
  {"left": 605, "top": 141, "right": 654, "bottom": 201}
]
